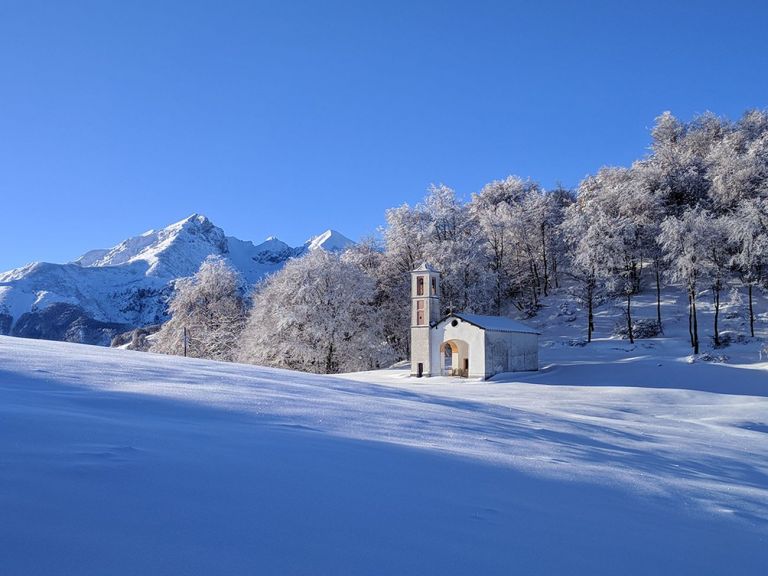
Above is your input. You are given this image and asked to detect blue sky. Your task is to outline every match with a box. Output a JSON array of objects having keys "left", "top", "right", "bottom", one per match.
[{"left": 1, "top": 0, "right": 766, "bottom": 270}]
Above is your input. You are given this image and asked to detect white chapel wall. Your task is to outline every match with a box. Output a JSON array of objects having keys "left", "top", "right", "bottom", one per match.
[
  {"left": 432, "top": 319, "right": 486, "bottom": 377},
  {"left": 485, "top": 331, "right": 539, "bottom": 375}
]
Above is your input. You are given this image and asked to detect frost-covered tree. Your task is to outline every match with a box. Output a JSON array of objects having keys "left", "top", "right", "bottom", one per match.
[
  {"left": 543, "top": 185, "right": 576, "bottom": 291},
  {"left": 649, "top": 111, "right": 717, "bottom": 214},
  {"left": 382, "top": 203, "right": 429, "bottom": 276},
  {"left": 468, "top": 176, "right": 564, "bottom": 315},
  {"left": 469, "top": 177, "right": 534, "bottom": 314},
  {"left": 632, "top": 160, "right": 670, "bottom": 329},
  {"left": 699, "top": 215, "right": 730, "bottom": 346},
  {"left": 152, "top": 256, "right": 247, "bottom": 361},
  {"left": 421, "top": 184, "right": 485, "bottom": 315},
  {"left": 239, "top": 250, "right": 393, "bottom": 374},
  {"left": 378, "top": 202, "right": 430, "bottom": 358},
  {"left": 659, "top": 208, "right": 711, "bottom": 354},
  {"left": 561, "top": 200, "right": 603, "bottom": 342},
  {"left": 728, "top": 198, "right": 768, "bottom": 337},
  {"left": 470, "top": 191, "right": 511, "bottom": 314}
]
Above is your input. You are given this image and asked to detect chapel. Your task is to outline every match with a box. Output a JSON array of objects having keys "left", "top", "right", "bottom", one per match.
[{"left": 410, "top": 263, "right": 539, "bottom": 379}]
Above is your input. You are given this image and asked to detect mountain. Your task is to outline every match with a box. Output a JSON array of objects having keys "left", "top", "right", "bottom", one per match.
[
  {"left": 303, "top": 229, "right": 355, "bottom": 253},
  {"left": 0, "top": 214, "right": 354, "bottom": 345}
]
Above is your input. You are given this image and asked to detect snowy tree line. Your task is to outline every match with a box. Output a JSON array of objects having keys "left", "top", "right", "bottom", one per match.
[
  {"left": 565, "top": 110, "right": 768, "bottom": 352},
  {"left": 151, "top": 109, "right": 768, "bottom": 370}
]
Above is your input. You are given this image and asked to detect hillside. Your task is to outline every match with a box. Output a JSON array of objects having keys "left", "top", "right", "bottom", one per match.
[
  {"left": 1, "top": 335, "right": 766, "bottom": 575},
  {"left": 0, "top": 215, "right": 354, "bottom": 345}
]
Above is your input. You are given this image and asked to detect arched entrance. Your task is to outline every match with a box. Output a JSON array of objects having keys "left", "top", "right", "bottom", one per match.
[{"left": 440, "top": 339, "right": 470, "bottom": 377}]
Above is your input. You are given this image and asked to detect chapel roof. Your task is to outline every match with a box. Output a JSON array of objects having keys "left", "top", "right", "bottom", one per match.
[
  {"left": 412, "top": 262, "right": 439, "bottom": 273},
  {"left": 449, "top": 313, "right": 540, "bottom": 335}
]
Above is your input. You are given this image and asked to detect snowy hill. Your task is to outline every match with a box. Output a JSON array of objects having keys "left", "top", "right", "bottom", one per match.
[
  {"left": 0, "top": 334, "right": 766, "bottom": 575},
  {"left": 0, "top": 215, "right": 354, "bottom": 344}
]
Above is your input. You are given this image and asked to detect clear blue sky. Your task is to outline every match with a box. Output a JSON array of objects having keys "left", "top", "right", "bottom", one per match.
[{"left": 1, "top": 0, "right": 766, "bottom": 270}]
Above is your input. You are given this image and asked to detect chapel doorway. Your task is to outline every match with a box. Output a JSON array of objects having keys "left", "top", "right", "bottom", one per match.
[{"left": 440, "top": 339, "right": 469, "bottom": 377}]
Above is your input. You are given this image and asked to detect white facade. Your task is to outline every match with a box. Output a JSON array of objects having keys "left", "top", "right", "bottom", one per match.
[{"left": 410, "top": 264, "right": 539, "bottom": 380}]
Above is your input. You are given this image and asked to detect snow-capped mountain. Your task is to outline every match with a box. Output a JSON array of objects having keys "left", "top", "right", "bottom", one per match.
[
  {"left": 0, "top": 214, "right": 354, "bottom": 345},
  {"left": 303, "top": 229, "right": 355, "bottom": 253}
]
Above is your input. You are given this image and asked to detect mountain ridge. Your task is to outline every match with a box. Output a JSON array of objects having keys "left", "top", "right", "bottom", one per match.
[{"left": 0, "top": 214, "right": 355, "bottom": 345}]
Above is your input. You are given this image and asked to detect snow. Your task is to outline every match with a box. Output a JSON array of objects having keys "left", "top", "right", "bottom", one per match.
[
  {"left": 71, "top": 248, "right": 109, "bottom": 267},
  {"left": 1, "top": 334, "right": 766, "bottom": 575},
  {"left": 304, "top": 229, "right": 355, "bottom": 252},
  {"left": 85, "top": 214, "right": 229, "bottom": 277},
  {"left": 0, "top": 260, "right": 165, "bottom": 325},
  {"left": 453, "top": 312, "right": 540, "bottom": 334}
]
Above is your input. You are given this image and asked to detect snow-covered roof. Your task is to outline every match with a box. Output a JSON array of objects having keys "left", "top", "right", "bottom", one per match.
[
  {"left": 450, "top": 313, "right": 540, "bottom": 335},
  {"left": 412, "top": 262, "right": 439, "bottom": 273}
]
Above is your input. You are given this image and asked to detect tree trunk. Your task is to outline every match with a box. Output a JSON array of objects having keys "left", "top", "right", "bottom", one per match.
[
  {"left": 587, "top": 289, "right": 594, "bottom": 343},
  {"left": 531, "top": 261, "right": 540, "bottom": 295},
  {"left": 626, "top": 292, "right": 634, "bottom": 344},
  {"left": 691, "top": 288, "right": 699, "bottom": 355},
  {"left": 713, "top": 286, "right": 721, "bottom": 347},
  {"left": 655, "top": 263, "right": 662, "bottom": 332},
  {"left": 688, "top": 292, "right": 694, "bottom": 348},
  {"left": 325, "top": 341, "right": 335, "bottom": 374},
  {"left": 749, "top": 283, "right": 755, "bottom": 338},
  {"left": 495, "top": 276, "right": 503, "bottom": 316},
  {"left": 541, "top": 223, "right": 549, "bottom": 297}
]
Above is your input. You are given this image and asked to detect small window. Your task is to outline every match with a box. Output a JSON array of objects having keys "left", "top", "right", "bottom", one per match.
[
  {"left": 431, "top": 277, "right": 437, "bottom": 295},
  {"left": 417, "top": 310, "right": 426, "bottom": 325},
  {"left": 451, "top": 319, "right": 458, "bottom": 327},
  {"left": 417, "top": 276, "right": 425, "bottom": 296}
]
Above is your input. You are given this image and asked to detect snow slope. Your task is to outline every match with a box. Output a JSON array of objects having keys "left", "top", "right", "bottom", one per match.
[
  {"left": 0, "top": 215, "right": 354, "bottom": 344},
  {"left": 0, "top": 335, "right": 766, "bottom": 575}
]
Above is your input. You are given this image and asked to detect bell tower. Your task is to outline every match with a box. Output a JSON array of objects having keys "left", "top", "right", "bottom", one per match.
[{"left": 410, "top": 263, "right": 441, "bottom": 377}]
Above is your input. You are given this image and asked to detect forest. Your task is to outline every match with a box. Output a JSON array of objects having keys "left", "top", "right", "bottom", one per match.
[{"left": 151, "top": 110, "right": 768, "bottom": 373}]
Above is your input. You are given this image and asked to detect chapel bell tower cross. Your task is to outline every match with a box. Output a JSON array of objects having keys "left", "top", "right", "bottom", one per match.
[{"left": 410, "top": 263, "right": 441, "bottom": 377}]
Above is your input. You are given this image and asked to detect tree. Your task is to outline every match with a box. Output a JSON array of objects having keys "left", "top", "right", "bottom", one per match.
[
  {"left": 633, "top": 160, "right": 669, "bottom": 330},
  {"left": 469, "top": 176, "right": 561, "bottom": 315},
  {"left": 469, "top": 177, "right": 531, "bottom": 314},
  {"left": 151, "top": 256, "right": 247, "bottom": 361},
  {"left": 728, "top": 198, "right": 768, "bottom": 337},
  {"left": 238, "top": 250, "right": 393, "bottom": 374},
  {"left": 378, "top": 202, "right": 430, "bottom": 358},
  {"left": 421, "top": 184, "right": 485, "bottom": 315},
  {"left": 561, "top": 200, "right": 603, "bottom": 342},
  {"left": 649, "top": 111, "right": 717, "bottom": 214},
  {"left": 700, "top": 215, "right": 730, "bottom": 346},
  {"left": 659, "top": 208, "right": 710, "bottom": 354},
  {"left": 576, "top": 168, "right": 659, "bottom": 342}
]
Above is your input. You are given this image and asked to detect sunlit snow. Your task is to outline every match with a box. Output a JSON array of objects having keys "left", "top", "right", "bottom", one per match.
[{"left": 1, "top": 334, "right": 766, "bottom": 575}]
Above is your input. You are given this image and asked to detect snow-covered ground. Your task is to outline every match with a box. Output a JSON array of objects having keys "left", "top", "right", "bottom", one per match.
[{"left": 1, "top": 334, "right": 766, "bottom": 575}]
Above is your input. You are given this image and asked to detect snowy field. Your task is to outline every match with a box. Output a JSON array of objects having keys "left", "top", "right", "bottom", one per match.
[{"left": 1, "top": 333, "right": 766, "bottom": 575}]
